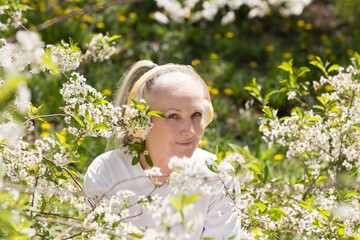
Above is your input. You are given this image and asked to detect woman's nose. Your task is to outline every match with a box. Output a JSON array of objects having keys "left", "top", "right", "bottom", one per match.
[{"left": 180, "top": 118, "right": 195, "bottom": 136}]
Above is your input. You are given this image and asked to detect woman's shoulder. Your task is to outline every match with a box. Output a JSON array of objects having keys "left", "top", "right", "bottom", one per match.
[
  {"left": 194, "top": 147, "right": 216, "bottom": 160},
  {"left": 86, "top": 148, "right": 134, "bottom": 177}
]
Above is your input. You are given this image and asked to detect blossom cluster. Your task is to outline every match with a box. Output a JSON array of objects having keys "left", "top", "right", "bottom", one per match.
[
  {"left": 41, "top": 41, "right": 82, "bottom": 74},
  {"left": 0, "top": 31, "right": 44, "bottom": 72},
  {"left": 85, "top": 33, "right": 119, "bottom": 62},
  {"left": 154, "top": 0, "right": 312, "bottom": 24},
  {"left": 260, "top": 64, "right": 360, "bottom": 178},
  {"left": 0, "top": 2, "right": 26, "bottom": 32}
]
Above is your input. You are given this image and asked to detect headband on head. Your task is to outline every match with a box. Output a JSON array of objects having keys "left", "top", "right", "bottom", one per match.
[{"left": 126, "top": 65, "right": 214, "bottom": 127}]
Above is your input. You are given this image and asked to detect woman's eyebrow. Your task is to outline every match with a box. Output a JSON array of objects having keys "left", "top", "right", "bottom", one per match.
[{"left": 163, "top": 107, "right": 181, "bottom": 113}]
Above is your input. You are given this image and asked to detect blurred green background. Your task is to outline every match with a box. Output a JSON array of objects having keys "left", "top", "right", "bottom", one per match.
[{"left": 5, "top": 0, "right": 360, "bottom": 172}]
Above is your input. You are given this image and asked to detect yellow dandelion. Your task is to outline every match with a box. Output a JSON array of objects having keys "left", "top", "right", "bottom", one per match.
[
  {"left": 316, "top": 84, "right": 322, "bottom": 90},
  {"left": 54, "top": 6, "right": 63, "bottom": 15},
  {"left": 207, "top": 86, "right": 212, "bottom": 92},
  {"left": 307, "top": 54, "right": 315, "bottom": 61},
  {"left": 250, "top": 61, "right": 258, "bottom": 68},
  {"left": 60, "top": 130, "right": 66, "bottom": 136},
  {"left": 330, "top": 21, "right": 338, "bottom": 28},
  {"left": 252, "top": 229, "right": 262, "bottom": 234},
  {"left": 96, "top": 22, "right": 105, "bottom": 28},
  {"left": 64, "top": 9, "right": 71, "bottom": 14},
  {"left": 225, "top": 32, "right": 234, "bottom": 38},
  {"left": 224, "top": 88, "right": 233, "bottom": 96},
  {"left": 118, "top": 15, "right": 126, "bottom": 22},
  {"left": 210, "top": 53, "right": 218, "bottom": 59},
  {"left": 324, "top": 48, "right": 332, "bottom": 55},
  {"left": 291, "top": 108, "right": 297, "bottom": 113},
  {"left": 200, "top": 140, "right": 207, "bottom": 146},
  {"left": 38, "top": 2, "right": 45, "bottom": 12},
  {"left": 338, "top": 35, "right": 346, "bottom": 42},
  {"left": 41, "top": 122, "right": 51, "bottom": 130},
  {"left": 149, "top": 12, "right": 154, "bottom": 19},
  {"left": 41, "top": 132, "right": 50, "bottom": 138},
  {"left": 21, "top": 0, "right": 30, "bottom": 3},
  {"left": 82, "top": 15, "right": 93, "bottom": 22},
  {"left": 304, "top": 23, "right": 313, "bottom": 30},
  {"left": 283, "top": 52, "right": 292, "bottom": 59},
  {"left": 226, "top": 151, "right": 232, "bottom": 156},
  {"left": 103, "top": 89, "right": 112, "bottom": 95},
  {"left": 320, "top": 34, "right": 328, "bottom": 41},
  {"left": 29, "top": 165, "right": 36, "bottom": 171},
  {"left": 324, "top": 85, "right": 333, "bottom": 91},
  {"left": 185, "top": 13, "right": 191, "bottom": 19},
  {"left": 265, "top": 45, "right": 274, "bottom": 52},
  {"left": 299, "top": 43, "right": 307, "bottom": 49},
  {"left": 80, "top": 23, "right": 88, "bottom": 29},
  {"left": 191, "top": 59, "right": 201, "bottom": 66},
  {"left": 274, "top": 154, "right": 284, "bottom": 161},
  {"left": 211, "top": 88, "right": 219, "bottom": 95},
  {"left": 297, "top": 19, "right": 305, "bottom": 27},
  {"left": 213, "top": 33, "right": 221, "bottom": 39},
  {"left": 347, "top": 49, "right": 354, "bottom": 56},
  {"left": 129, "top": 12, "right": 137, "bottom": 19}
]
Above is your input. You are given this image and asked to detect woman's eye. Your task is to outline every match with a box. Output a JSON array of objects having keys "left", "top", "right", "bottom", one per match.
[
  {"left": 192, "top": 112, "right": 202, "bottom": 118},
  {"left": 167, "top": 114, "right": 179, "bottom": 120}
]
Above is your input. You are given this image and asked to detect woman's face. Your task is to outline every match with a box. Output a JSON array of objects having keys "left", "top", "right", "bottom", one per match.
[{"left": 146, "top": 72, "right": 206, "bottom": 168}]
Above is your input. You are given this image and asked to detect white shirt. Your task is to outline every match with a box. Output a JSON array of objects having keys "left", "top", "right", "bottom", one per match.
[{"left": 84, "top": 148, "right": 240, "bottom": 239}]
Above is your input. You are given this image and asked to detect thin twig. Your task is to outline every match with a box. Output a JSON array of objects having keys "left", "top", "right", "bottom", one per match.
[
  {"left": 35, "top": 216, "right": 123, "bottom": 238},
  {"left": 38, "top": 211, "right": 81, "bottom": 220},
  {"left": 24, "top": 114, "right": 68, "bottom": 124}
]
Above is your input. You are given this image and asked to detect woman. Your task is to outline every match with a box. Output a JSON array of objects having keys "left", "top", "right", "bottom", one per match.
[{"left": 84, "top": 60, "right": 240, "bottom": 239}]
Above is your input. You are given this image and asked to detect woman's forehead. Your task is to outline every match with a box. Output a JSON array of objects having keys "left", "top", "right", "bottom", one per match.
[{"left": 155, "top": 71, "right": 203, "bottom": 89}]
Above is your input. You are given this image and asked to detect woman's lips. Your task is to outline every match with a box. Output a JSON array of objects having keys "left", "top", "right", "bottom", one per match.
[{"left": 176, "top": 141, "right": 192, "bottom": 146}]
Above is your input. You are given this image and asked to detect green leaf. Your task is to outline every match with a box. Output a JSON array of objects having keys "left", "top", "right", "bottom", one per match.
[
  {"left": 129, "top": 143, "right": 144, "bottom": 152},
  {"left": 131, "top": 155, "right": 140, "bottom": 166},
  {"left": 267, "top": 207, "right": 286, "bottom": 220},
  {"left": 308, "top": 117, "right": 321, "bottom": 122},
  {"left": 344, "top": 190, "right": 360, "bottom": 199},
  {"left": 297, "top": 66, "right": 310, "bottom": 77},
  {"left": 129, "top": 233, "right": 143, "bottom": 238},
  {"left": 337, "top": 227, "right": 345, "bottom": 238},
  {"left": 317, "top": 208, "right": 330, "bottom": 220},
  {"left": 262, "top": 107, "right": 273, "bottom": 118},
  {"left": 131, "top": 99, "right": 145, "bottom": 110},
  {"left": 255, "top": 203, "right": 267, "bottom": 213},
  {"left": 186, "top": 194, "right": 202, "bottom": 204},
  {"left": 248, "top": 162, "right": 263, "bottom": 174},
  {"left": 145, "top": 155, "right": 153, "bottom": 167},
  {"left": 55, "top": 132, "right": 66, "bottom": 145},
  {"left": 147, "top": 111, "right": 166, "bottom": 119},
  {"left": 107, "top": 35, "right": 121, "bottom": 42},
  {"left": 205, "top": 158, "right": 219, "bottom": 173},
  {"left": 263, "top": 165, "right": 269, "bottom": 183},
  {"left": 170, "top": 198, "right": 181, "bottom": 211},
  {"left": 92, "top": 124, "right": 108, "bottom": 131},
  {"left": 353, "top": 233, "right": 360, "bottom": 240},
  {"left": 72, "top": 115, "right": 85, "bottom": 127},
  {"left": 315, "top": 176, "right": 328, "bottom": 184},
  {"left": 328, "top": 64, "right": 340, "bottom": 73},
  {"left": 278, "top": 59, "right": 293, "bottom": 75}
]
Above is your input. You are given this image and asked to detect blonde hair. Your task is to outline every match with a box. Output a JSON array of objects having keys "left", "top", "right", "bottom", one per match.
[{"left": 106, "top": 60, "right": 209, "bottom": 151}]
